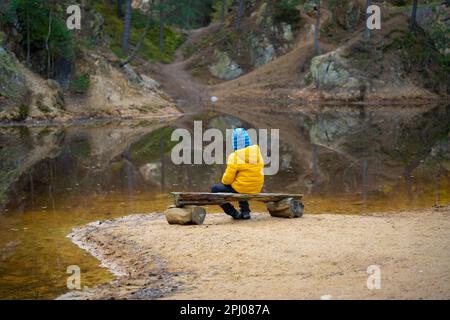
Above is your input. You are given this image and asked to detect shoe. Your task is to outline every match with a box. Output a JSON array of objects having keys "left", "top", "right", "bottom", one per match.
[
  {"left": 240, "top": 211, "right": 251, "bottom": 220},
  {"left": 227, "top": 210, "right": 242, "bottom": 220}
]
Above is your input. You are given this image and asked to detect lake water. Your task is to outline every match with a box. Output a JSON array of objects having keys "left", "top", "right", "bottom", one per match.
[{"left": 0, "top": 103, "right": 449, "bottom": 299}]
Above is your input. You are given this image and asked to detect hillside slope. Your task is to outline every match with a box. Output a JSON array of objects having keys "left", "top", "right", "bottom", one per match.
[
  {"left": 0, "top": 1, "right": 181, "bottom": 122},
  {"left": 183, "top": 0, "right": 449, "bottom": 102}
]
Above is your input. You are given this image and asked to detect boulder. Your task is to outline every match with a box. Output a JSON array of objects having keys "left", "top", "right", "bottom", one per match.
[
  {"left": 122, "top": 64, "right": 160, "bottom": 91},
  {"left": 250, "top": 35, "right": 276, "bottom": 67},
  {"left": 310, "top": 47, "right": 369, "bottom": 99},
  {"left": 0, "top": 47, "right": 30, "bottom": 120},
  {"left": 414, "top": 4, "right": 449, "bottom": 55},
  {"left": 208, "top": 50, "right": 243, "bottom": 80},
  {"left": 0, "top": 47, "right": 28, "bottom": 100},
  {"left": 281, "top": 23, "right": 294, "bottom": 42}
]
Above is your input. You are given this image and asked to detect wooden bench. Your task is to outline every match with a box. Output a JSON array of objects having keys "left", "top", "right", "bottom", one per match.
[{"left": 164, "top": 192, "right": 304, "bottom": 225}]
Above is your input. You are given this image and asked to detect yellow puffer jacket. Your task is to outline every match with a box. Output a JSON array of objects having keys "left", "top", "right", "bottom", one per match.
[{"left": 222, "top": 145, "right": 264, "bottom": 194}]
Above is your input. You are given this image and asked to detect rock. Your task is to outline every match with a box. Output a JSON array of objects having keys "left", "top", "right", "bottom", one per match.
[
  {"left": 122, "top": 64, "right": 160, "bottom": 91},
  {"left": 122, "top": 64, "right": 142, "bottom": 84},
  {"left": 0, "top": 47, "right": 28, "bottom": 99},
  {"left": 0, "top": 47, "right": 29, "bottom": 119},
  {"left": 310, "top": 47, "right": 369, "bottom": 99},
  {"left": 415, "top": 6, "right": 435, "bottom": 31},
  {"left": 250, "top": 35, "right": 276, "bottom": 68},
  {"left": 309, "top": 113, "right": 359, "bottom": 146},
  {"left": 311, "top": 53, "right": 351, "bottom": 88},
  {"left": 208, "top": 50, "right": 243, "bottom": 80},
  {"left": 140, "top": 75, "right": 160, "bottom": 91},
  {"left": 281, "top": 23, "right": 294, "bottom": 42},
  {"left": 414, "top": 4, "right": 449, "bottom": 55}
]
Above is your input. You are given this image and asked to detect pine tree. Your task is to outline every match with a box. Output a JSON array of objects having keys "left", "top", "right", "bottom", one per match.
[
  {"left": 411, "top": 0, "right": 418, "bottom": 30},
  {"left": 313, "top": 0, "right": 321, "bottom": 55},
  {"left": 122, "top": 0, "right": 132, "bottom": 53}
]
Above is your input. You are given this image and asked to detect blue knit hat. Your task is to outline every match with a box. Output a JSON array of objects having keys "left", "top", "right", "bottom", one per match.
[{"left": 232, "top": 128, "right": 252, "bottom": 151}]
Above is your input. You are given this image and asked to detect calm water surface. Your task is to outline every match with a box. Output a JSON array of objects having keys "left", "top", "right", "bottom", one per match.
[{"left": 0, "top": 104, "right": 449, "bottom": 299}]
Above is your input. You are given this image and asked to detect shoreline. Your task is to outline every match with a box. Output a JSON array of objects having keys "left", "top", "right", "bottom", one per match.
[
  {"left": 0, "top": 113, "right": 183, "bottom": 128},
  {"left": 1, "top": 97, "right": 447, "bottom": 127},
  {"left": 59, "top": 206, "right": 450, "bottom": 300}
]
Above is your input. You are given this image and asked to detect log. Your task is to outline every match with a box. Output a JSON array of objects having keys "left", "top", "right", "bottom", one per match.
[
  {"left": 171, "top": 192, "right": 303, "bottom": 207},
  {"left": 164, "top": 206, "right": 206, "bottom": 225},
  {"left": 266, "top": 198, "right": 304, "bottom": 218}
]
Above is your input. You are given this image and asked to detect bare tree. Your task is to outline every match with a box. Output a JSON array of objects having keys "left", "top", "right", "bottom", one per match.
[
  {"left": 45, "top": 7, "right": 53, "bottom": 78},
  {"left": 26, "top": 3, "right": 31, "bottom": 65},
  {"left": 411, "top": 0, "right": 418, "bottom": 30},
  {"left": 235, "top": 0, "right": 245, "bottom": 30},
  {"left": 117, "top": 0, "right": 124, "bottom": 18},
  {"left": 221, "top": 0, "right": 226, "bottom": 24},
  {"left": 122, "top": 0, "right": 132, "bottom": 53},
  {"left": 159, "top": 0, "right": 165, "bottom": 52},
  {"left": 364, "top": 0, "right": 371, "bottom": 39},
  {"left": 120, "top": 6, "right": 153, "bottom": 66},
  {"left": 313, "top": 0, "right": 321, "bottom": 55}
]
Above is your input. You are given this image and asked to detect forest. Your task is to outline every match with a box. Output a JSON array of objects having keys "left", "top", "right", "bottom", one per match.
[
  {"left": 0, "top": 0, "right": 449, "bottom": 301},
  {"left": 0, "top": 1, "right": 448, "bottom": 123}
]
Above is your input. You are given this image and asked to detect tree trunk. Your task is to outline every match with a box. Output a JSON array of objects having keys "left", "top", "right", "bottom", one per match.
[
  {"left": 266, "top": 198, "right": 304, "bottom": 218},
  {"left": 45, "top": 9, "right": 52, "bottom": 78},
  {"left": 235, "top": 0, "right": 245, "bottom": 30},
  {"left": 117, "top": 0, "right": 123, "bottom": 18},
  {"left": 122, "top": 0, "right": 132, "bottom": 53},
  {"left": 159, "top": 0, "right": 165, "bottom": 52},
  {"left": 120, "top": 7, "right": 152, "bottom": 66},
  {"left": 411, "top": 0, "right": 418, "bottom": 30},
  {"left": 221, "top": 0, "right": 226, "bottom": 24},
  {"left": 313, "top": 0, "right": 321, "bottom": 55},
  {"left": 26, "top": 5, "right": 30, "bottom": 65},
  {"left": 165, "top": 206, "right": 206, "bottom": 225},
  {"left": 364, "top": 0, "right": 371, "bottom": 39}
]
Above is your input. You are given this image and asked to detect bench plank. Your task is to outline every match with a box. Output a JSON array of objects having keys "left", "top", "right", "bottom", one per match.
[{"left": 171, "top": 192, "right": 303, "bottom": 207}]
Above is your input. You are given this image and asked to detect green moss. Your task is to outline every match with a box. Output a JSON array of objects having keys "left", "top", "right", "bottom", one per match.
[
  {"left": 95, "top": 2, "right": 184, "bottom": 63},
  {"left": 384, "top": 30, "right": 450, "bottom": 94},
  {"left": 38, "top": 103, "right": 51, "bottom": 114},
  {"left": 14, "top": 104, "right": 29, "bottom": 121},
  {"left": 304, "top": 71, "right": 313, "bottom": 85},
  {"left": 70, "top": 73, "right": 91, "bottom": 94},
  {"left": 210, "top": 0, "right": 233, "bottom": 23}
]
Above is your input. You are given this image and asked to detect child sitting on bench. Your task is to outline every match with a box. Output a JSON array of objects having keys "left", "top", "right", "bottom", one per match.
[{"left": 211, "top": 128, "right": 264, "bottom": 220}]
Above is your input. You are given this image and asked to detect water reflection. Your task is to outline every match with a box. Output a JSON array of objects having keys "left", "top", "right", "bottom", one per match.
[{"left": 0, "top": 103, "right": 449, "bottom": 299}]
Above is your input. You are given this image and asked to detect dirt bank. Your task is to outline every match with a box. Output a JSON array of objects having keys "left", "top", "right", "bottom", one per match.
[
  {"left": 59, "top": 206, "right": 450, "bottom": 300},
  {"left": 146, "top": 25, "right": 218, "bottom": 112}
]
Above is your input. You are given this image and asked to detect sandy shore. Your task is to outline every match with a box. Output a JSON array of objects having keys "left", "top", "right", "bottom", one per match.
[{"left": 59, "top": 207, "right": 450, "bottom": 300}]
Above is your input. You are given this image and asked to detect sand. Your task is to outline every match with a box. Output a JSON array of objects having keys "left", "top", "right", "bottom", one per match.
[{"left": 59, "top": 206, "right": 450, "bottom": 300}]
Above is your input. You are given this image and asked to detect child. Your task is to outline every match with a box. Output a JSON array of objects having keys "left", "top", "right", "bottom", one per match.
[{"left": 211, "top": 128, "right": 264, "bottom": 220}]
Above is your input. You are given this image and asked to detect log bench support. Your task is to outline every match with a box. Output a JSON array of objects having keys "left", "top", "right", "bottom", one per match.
[
  {"left": 164, "top": 192, "right": 304, "bottom": 225},
  {"left": 165, "top": 205, "right": 206, "bottom": 225},
  {"left": 265, "top": 197, "right": 304, "bottom": 218}
]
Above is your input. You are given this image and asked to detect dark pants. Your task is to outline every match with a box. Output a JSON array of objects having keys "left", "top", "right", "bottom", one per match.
[{"left": 211, "top": 183, "right": 250, "bottom": 215}]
